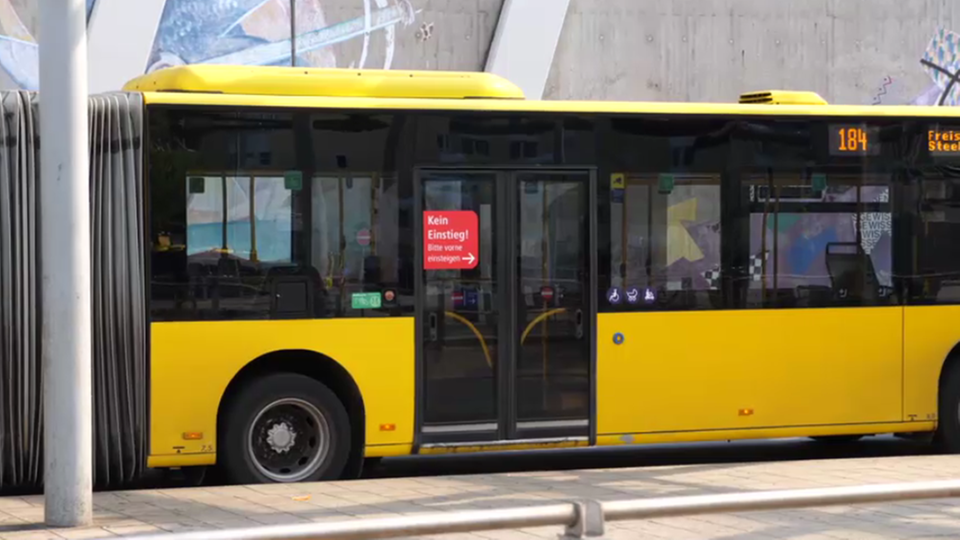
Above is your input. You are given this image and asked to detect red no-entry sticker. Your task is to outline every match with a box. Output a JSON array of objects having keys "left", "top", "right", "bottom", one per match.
[
  {"left": 423, "top": 211, "right": 479, "bottom": 270},
  {"left": 540, "top": 286, "right": 554, "bottom": 302},
  {"left": 356, "top": 228, "right": 371, "bottom": 246}
]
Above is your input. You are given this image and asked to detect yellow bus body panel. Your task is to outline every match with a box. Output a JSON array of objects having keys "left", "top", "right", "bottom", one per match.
[
  {"left": 595, "top": 421, "right": 935, "bottom": 447},
  {"left": 148, "top": 318, "right": 414, "bottom": 464},
  {"left": 904, "top": 306, "right": 960, "bottom": 421},
  {"left": 597, "top": 308, "right": 905, "bottom": 436}
]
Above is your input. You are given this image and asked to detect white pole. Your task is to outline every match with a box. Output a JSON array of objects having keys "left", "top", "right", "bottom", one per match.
[{"left": 39, "top": 0, "right": 92, "bottom": 528}]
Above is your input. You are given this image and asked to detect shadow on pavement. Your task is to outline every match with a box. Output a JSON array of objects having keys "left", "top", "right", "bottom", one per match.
[{"left": 361, "top": 434, "right": 935, "bottom": 479}]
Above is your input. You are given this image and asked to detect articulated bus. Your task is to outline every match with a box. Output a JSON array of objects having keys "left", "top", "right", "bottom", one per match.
[{"left": 2, "top": 65, "right": 960, "bottom": 488}]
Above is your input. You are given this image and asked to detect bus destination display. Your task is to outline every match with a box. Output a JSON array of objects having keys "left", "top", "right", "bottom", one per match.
[
  {"left": 828, "top": 124, "right": 879, "bottom": 156},
  {"left": 928, "top": 127, "right": 960, "bottom": 155}
]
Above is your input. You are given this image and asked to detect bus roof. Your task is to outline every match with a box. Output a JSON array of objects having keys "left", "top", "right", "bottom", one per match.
[
  {"left": 122, "top": 65, "right": 525, "bottom": 100},
  {"left": 127, "top": 65, "right": 960, "bottom": 119}
]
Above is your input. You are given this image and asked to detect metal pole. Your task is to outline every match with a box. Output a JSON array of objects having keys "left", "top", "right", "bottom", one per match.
[
  {"left": 93, "top": 504, "right": 577, "bottom": 540},
  {"left": 290, "top": 0, "right": 297, "bottom": 67},
  {"left": 602, "top": 478, "right": 960, "bottom": 521},
  {"left": 39, "top": 0, "right": 92, "bottom": 528}
]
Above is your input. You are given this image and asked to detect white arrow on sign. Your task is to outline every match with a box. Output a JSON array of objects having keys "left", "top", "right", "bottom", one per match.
[{"left": 464, "top": 253, "right": 476, "bottom": 265}]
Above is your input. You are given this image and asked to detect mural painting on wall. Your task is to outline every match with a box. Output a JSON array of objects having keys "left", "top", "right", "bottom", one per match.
[
  {"left": 147, "top": 0, "right": 420, "bottom": 72},
  {"left": 0, "top": 0, "right": 422, "bottom": 90},
  {"left": 872, "top": 27, "right": 960, "bottom": 106}
]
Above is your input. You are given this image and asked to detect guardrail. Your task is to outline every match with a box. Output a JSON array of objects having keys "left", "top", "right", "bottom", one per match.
[{"left": 107, "top": 478, "right": 960, "bottom": 540}]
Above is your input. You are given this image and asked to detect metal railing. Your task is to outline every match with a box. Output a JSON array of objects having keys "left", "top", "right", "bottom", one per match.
[{"left": 106, "top": 478, "right": 960, "bottom": 540}]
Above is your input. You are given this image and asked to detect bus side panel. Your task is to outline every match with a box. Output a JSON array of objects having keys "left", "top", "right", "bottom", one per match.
[
  {"left": 597, "top": 308, "right": 902, "bottom": 436},
  {"left": 903, "top": 305, "right": 960, "bottom": 422},
  {"left": 149, "top": 318, "right": 414, "bottom": 463}
]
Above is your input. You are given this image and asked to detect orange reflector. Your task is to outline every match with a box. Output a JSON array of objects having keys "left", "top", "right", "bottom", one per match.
[
  {"left": 380, "top": 423, "right": 396, "bottom": 432},
  {"left": 739, "top": 409, "right": 754, "bottom": 416},
  {"left": 182, "top": 432, "right": 203, "bottom": 440}
]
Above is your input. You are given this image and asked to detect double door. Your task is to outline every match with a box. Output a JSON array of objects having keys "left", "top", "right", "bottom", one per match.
[{"left": 416, "top": 169, "right": 596, "bottom": 445}]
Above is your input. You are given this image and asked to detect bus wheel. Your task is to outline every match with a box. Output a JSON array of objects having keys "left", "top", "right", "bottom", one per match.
[
  {"left": 936, "top": 365, "right": 960, "bottom": 453},
  {"left": 221, "top": 373, "right": 351, "bottom": 484}
]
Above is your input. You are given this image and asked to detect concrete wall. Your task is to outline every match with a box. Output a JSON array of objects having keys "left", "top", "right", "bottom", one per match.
[
  {"left": 0, "top": 0, "right": 957, "bottom": 107},
  {"left": 545, "top": 0, "right": 960, "bottom": 105}
]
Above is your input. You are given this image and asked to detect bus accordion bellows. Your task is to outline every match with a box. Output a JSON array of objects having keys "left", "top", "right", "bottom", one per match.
[{"left": 1, "top": 64, "right": 960, "bottom": 488}]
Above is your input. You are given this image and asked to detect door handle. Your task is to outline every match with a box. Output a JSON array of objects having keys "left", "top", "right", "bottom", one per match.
[
  {"left": 429, "top": 312, "right": 438, "bottom": 342},
  {"left": 574, "top": 308, "right": 583, "bottom": 339}
]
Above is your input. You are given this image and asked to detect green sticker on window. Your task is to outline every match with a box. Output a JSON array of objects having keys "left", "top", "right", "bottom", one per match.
[
  {"left": 188, "top": 177, "right": 205, "bottom": 194},
  {"left": 812, "top": 173, "right": 827, "bottom": 192},
  {"left": 284, "top": 170, "right": 303, "bottom": 191},
  {"left": 658, "top": 173, "right": 675, "bottom": 194},
  {"left": 351, "top": 292, "right": 382, "bottom": 310}
]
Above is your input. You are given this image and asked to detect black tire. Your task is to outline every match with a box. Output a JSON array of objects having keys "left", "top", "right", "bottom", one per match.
[
  {"left": 219, "top": 373, "right": 352, "bottom": 484},
  {"left": 810, "top": 435, "right": 864, "bottom": 443},
  {"left": 936, "top": 365, "right": 960, "bottom": 453}
]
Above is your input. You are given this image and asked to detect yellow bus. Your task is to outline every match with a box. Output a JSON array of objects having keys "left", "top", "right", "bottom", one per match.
[{"left": 4, "top": 64, "right": 960, "bottom": 487}]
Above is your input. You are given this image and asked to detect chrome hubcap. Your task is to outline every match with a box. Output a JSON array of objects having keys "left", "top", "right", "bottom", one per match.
[
  {"left": 247, "top": 398, "right": 330, "bottom": 482},
  {"left": 266, "top": 422, "right": 297, "bottom": 453}
]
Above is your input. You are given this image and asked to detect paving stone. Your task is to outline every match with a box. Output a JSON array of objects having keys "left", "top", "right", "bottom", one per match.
[{"left": 0, "top": 455, "right": 958, "bottom": 538}]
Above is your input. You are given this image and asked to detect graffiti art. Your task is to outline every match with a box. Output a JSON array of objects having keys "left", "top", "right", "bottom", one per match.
[
  {"left": 0, "top": 0, "right": 419, "bottom": 90},
  {"left": 147, "top": 0, "right": 417, "bottom": 72},
  {"left": 921, "top": 27, "right": 960, "bottom": 107}
]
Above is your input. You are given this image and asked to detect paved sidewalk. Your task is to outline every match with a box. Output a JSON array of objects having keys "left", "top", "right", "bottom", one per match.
[{"left": 2, "top": 454, "right": 960, "bottom": 539}]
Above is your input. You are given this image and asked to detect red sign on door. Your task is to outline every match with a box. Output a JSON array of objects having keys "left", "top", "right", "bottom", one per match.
[
  {"left": 356, "top": 228, "right": 371, "bottom": 246},
  {"left": 423, "top": 211, "right": 479, "bottom": 270},
  {"left": 540, "top": 286, "right": 554, "bottom": 302}
]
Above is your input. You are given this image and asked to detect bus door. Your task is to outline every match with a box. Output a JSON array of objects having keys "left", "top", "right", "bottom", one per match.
[{"left": 415, "top": 169, "right": 597, "bottom": 447}]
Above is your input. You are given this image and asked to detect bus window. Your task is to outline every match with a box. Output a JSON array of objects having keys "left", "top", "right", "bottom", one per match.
[
  {"left": 148, "top": 108, "right": 414, "bottom": 321},
  {"left": 910, "top": 172, "right": 960, "bottom": 304},
  {"left": 607, "top": 173, "right": 722, "bottom": 311},
  {"left": 743, "top": 173, "right": 894, "bottom": 309}
]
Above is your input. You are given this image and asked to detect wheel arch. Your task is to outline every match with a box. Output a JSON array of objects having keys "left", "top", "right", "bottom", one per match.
[
  {"left": 939, "top": 342, "right": 960, "bottom": 404},
  {"left": 215, "top": 349, "right": 366, "bottom": 474}
]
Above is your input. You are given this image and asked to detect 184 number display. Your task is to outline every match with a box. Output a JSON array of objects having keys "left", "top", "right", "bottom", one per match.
[{"left": 829, "top": 124, "right": 880, "bottom": 156}]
